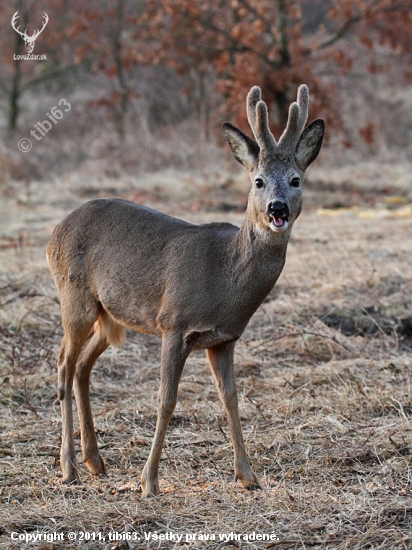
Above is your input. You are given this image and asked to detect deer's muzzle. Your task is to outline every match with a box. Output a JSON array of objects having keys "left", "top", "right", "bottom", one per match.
[{"left": 267, "top": 200, "right": 289, "bottom": 228}]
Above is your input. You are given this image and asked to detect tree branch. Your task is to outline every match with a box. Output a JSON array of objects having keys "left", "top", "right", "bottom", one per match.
[
  {"left": 19, "top": 65, "right": 79, "bottom": 93},
  {"left": 175, "top": 7, "right": 281, "bottom": 69},
  {"left": 317, "top": 0, "right": 411, "bottom": 50}
]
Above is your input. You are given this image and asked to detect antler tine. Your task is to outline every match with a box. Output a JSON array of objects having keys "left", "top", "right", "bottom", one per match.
[
  {"left": 278, "top": 102, "right": 299, "bottom": 151},
  {"left": 11, "top": 11, "right": 19, "bottom": 26},
  {"left": 297, "top": 84, "right": 309, "bottom": 135},
  {"left": 255, "top": 101, "right": 277, "bottom": 152},
  {"left": 278, "top": 84, "right": 310, "bottom": 153},
  {"left": 246, "top": 86, "right": 261, "bottom": 142}
]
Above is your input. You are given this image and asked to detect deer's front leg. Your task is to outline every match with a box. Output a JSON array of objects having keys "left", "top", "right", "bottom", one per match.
[
  {"left": 141, "top": 332, "right": 188, "bottom": 497},
  {"left": 207, "top": 341, "right": 261, "bottom": 490}
]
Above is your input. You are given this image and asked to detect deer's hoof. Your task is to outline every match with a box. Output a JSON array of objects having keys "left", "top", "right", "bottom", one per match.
[
  {"left": 141, "top": 467, "right": 160, "bottom": 498},
  {"left": 141, "top": 484, "right": 160, "bottom": 498},
  {"left": 234, "top": 467, "right": 261, "bottom": 491},
  {"left": 84, "top": 453, "right": 106, "bottom": 476},
  {"left": 62, "top": 477, "right": 79, "bottom": 485},
  {"left": 246, "top": 483, "right": 262, "bottom": 491}
]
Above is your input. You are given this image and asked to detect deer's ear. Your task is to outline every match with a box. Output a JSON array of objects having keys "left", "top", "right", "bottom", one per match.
[
  {"left": 223, "top": 122, "right": 260, "bottom": 170},
  {"left": 295, "top": 119, "right": 325, "bottom": 170}
]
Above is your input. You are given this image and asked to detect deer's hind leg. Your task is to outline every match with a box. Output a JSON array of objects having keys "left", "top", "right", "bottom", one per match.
[
  {"left": 57, "top": 299, "right": 100, "bottom": 483},
  {"left": 74, "top": 311, "right": 125, "bottom": 476}
]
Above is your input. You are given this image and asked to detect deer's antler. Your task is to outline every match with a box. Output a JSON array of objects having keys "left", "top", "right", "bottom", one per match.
[
  {"left": 29, "top": 13, "right": 49, "bottom": 40},
  {"left": 247, "top": 86, "right": 277, "bottom": 153},
  {"left": 246, "top": 86, "right": 261, "bottom": 142},
  {"left": 247, "top": 85, "right": 309, "bottom": 155},
  {"left": 11, "top": 11, "right": 28, "bottom": 39}
]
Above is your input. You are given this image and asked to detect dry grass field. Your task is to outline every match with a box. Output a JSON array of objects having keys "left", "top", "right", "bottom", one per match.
[{"left": 1, "top": 161, "right": 412, "bottom": 549}]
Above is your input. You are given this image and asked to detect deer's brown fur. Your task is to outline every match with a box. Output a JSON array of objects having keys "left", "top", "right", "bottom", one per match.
[{"left": 47, "top": 84, "right": 324, "bottom": 496}]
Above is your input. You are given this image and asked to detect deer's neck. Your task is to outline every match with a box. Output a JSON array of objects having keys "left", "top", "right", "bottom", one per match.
[
  {"left": 230, "top": 214, "right": 289, "bottom": 298},
  {"left": 239, "top": 209, "right": 289, "bottom": 254}
]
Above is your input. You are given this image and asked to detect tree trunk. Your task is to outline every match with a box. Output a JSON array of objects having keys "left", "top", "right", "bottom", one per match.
[
  {"left": 275, "top": 0, "right": 291, "bottom": 126},
  {"left": 113, "top": 0, "right": 128, "bottom": 140},
  {"left": 8, "top": 1, "right": 25, "bottom": 130}
]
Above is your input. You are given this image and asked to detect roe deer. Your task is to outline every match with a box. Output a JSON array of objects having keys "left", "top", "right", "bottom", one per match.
[{"left": 47, "top": 84, "right": 324, "bottom": 496}]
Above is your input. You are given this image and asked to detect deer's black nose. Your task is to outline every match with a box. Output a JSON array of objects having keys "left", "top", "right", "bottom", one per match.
[{"left": 268, "top": 200, "right": 289, "bottom": 219}]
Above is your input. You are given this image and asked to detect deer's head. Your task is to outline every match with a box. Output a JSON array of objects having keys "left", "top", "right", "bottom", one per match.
[
  {"left": 223, "top": 85, "right": 324, "bottom": 237},
  {"left": 12, "top": 11, "right": 49, "bottom": 54}
]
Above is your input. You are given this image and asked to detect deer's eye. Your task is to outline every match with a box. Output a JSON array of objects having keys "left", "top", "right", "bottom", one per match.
[
  {"left": 255, "top": 178, "right": 264, "bottom": 189},
  {"left": 290, "top": 177, "right": 301, "bottom": 188}
]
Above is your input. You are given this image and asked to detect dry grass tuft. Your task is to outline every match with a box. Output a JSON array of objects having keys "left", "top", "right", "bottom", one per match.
[{"left": 1, "top": 167, "right": 412, "bottom": 549}]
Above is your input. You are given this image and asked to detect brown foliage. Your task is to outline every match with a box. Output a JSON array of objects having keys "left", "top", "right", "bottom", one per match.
[
  {"left": 134, "top": 0, "right": 412, "bottom": 139},
  {"left": 1, "top": 0, "right": 411, "bottom": 142}
]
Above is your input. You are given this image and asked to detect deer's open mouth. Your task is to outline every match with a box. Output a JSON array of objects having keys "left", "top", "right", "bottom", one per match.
[
  {"left": 268, "top": 214, "right": 289, "bottom": 231},
  {"left": 267, "top": 200, "right": 290, "bottom": 232}
]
